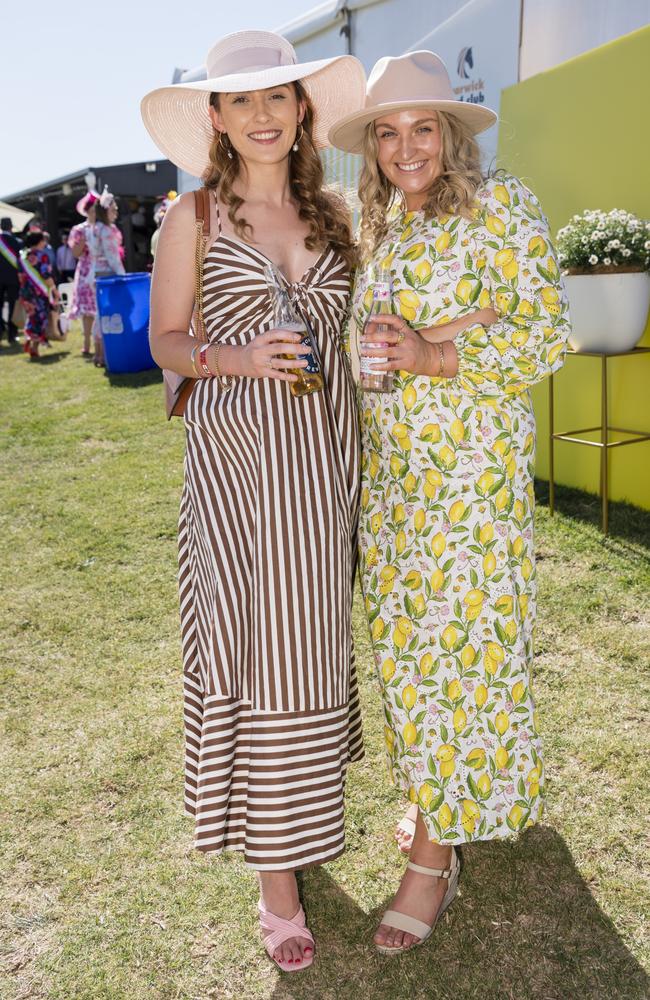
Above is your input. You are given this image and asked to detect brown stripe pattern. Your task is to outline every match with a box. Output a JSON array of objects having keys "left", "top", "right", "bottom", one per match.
[{"left": 178, "top": 227, "right": 362, "bottom": 870}]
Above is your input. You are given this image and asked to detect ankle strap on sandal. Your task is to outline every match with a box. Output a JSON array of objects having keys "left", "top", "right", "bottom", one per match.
[
  {"left": 407, "top": 848, "right": 458, "bottom": 879},
  {"left": 407, "top": 861, "right": 451, "bottom": 878}
]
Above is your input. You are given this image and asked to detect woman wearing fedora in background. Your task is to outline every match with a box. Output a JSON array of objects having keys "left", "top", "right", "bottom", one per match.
[
  {"left": 142, "top": 31, "right": 366, "bottom": 972},
  {"left": 330, "top": 51, "right": 570, "bottom": 955}
]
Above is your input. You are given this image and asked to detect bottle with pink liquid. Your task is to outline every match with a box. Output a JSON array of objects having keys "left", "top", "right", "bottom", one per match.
[{"left": 359, "top": 263, "right": 394, "bottom": 393}]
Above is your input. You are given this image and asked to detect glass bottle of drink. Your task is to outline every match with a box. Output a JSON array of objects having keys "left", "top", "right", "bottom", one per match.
[
  {"left": 264, "top": 265, "right": 323, "bottom": 397},
  {"left": 359, "top": 263, "right": 394, "bottom": 393}
]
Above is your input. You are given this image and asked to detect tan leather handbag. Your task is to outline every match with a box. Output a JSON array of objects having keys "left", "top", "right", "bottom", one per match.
[
  {"left": 163, "top": 187, "right": 212, "bottom": 419},
  {"left": 47, "top": 303, "right": 67, "bottom": 342}
]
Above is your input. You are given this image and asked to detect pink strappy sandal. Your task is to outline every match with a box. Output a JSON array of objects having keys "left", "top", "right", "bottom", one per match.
[{"left": 258, "top": 900, "right": 315, "bottom": 972}]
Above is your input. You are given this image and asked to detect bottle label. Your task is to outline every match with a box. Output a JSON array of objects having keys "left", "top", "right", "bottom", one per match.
[
  {"left": 360, "top": 354, "right": 388, "bottom": 376},
  {"left": 360, "top": 307, "right": 389, "bottom": 375},
  {"left": 360, "top": 327, "right": 389, "bottom": 374},
  {"left": 300, "top": 335, "right": 320, "bottom": 374},
  {"left": 284, "top": 321, "right": 320, "bottom": 374}
]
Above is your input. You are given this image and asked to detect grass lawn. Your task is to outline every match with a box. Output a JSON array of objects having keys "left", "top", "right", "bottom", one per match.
[{"left": 1, "top": 334, "right": 649, "bottom": 1000}]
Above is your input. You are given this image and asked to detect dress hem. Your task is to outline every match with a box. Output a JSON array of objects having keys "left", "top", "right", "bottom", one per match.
[
  {"left": 183, "top": 807, "right": 347, "bottom": 870},
  {"left": 390, "top": 773, "right": 544, "bottom": 845}
]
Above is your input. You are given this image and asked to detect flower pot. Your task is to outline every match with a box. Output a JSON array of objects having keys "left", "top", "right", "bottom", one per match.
[{"left": 564, "top": 270, "right": 650, "bottom": 354}]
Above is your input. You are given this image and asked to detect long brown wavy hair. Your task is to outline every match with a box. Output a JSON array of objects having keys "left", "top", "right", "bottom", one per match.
[
  {"left": 204, "top": 82, "right": 354, "bottom": 269},
  {"left": 358, "top": 111, "right": 484, "bottom": 262}
]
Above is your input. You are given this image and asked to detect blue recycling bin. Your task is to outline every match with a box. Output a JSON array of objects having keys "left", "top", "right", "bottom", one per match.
[{"left": 95, "top": 272, "right": 155, "bottom": 374}]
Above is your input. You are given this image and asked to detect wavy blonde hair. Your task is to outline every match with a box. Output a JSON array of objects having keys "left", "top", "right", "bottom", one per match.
[
  {"left": 358, "top": 111, "right": 484, "bottom": 262},
  {"left": 203, "top": 82, "right": 355, "bottom": 269}
]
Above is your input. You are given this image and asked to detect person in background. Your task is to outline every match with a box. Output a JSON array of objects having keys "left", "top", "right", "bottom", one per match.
[
  {"left": 150, "top": 190, "right": 177, "bottom": 261},
  {"left": 42, "top": 232, "right": 57, "bottom": 280},
  {"left": 91, "top": 186, "right": 125, "bottom": 367},
  {"left": 56, "top": 232, "right": 76, "bottom": 283},
  {"left": 18, "top": 231, "right": 60, "bottom": 360},
  {"left": 0, "top": 217, "right": 23, "bottom": 344},
  {"left": 129, "top": 201, "right": 148, "bottom": 265},
  {"left": 68, "top": 191, "right": 99, "bottom": 357}
]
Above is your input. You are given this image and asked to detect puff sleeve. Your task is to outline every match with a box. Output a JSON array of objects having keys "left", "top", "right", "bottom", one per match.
[{"left": 452, "top": 175, "right": 571, "bottom": 398}]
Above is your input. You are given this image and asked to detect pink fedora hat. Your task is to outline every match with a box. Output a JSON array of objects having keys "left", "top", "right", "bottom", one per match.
[
  {"left": 76, "top": 190, "right": 99, "bottom": 218},
  {"left": 141, "top": 30, "right": 366, "bottom": 177},
  {"left": 328, "top": 50, "right": 497, "bottom": 154}
]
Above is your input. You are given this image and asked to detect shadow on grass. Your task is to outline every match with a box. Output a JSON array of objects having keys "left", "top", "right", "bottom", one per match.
[
  {"left": 535, "top": 478, "right": 650, "bottom": 551},
  {"left": 0, "top": 339, "right": 23, "bottom": 354},
  {"left": 268, "top": 826, "right": 648, "bottom": 1000},
  {"left": 105, "top": 366, "right": 163, "bottom": 390},
  {"left": 33, "top": 350, "right": 67, "bottom": 365}
]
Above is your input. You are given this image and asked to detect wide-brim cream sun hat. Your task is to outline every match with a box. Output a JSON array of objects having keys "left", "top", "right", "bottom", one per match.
[
  {"left": 328, "top": 50, "right": 497, "bottom": 154},
  {"left": 141, "top": 29, "right": 367, "bottom": 177}
]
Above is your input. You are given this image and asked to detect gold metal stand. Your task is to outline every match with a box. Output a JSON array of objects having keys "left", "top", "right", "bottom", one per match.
[{"left": 548, "top": 347, "right": 650, "bottom": 534}]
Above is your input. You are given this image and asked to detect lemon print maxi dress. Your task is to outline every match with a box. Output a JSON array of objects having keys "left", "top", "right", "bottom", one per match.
[{"left": 352, "top": 173, "right": 570, "bottom": 844}]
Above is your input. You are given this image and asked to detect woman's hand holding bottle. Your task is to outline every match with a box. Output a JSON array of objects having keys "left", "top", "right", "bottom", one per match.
[
  {"left": 360, "top": 307, "right": 498, "bottom": 378},
  {"left": 361, "top": 315, "right": 436, "bottom": 376},
  {"left": 217, "top": 329, "right": 311, "bottom": 383}
]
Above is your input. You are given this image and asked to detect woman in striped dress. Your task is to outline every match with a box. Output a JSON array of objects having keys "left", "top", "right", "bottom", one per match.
[{"left": 143, "top": 31, "right": 366, "bottom": 971}]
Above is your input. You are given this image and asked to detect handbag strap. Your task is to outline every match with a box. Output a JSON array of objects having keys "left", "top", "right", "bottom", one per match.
[{"left": 193, "top": 187, "right": 212, "bottom": 343}]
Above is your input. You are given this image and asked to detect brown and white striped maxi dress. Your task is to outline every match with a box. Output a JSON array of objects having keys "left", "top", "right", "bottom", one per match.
[{"left": 178, "top": 212, "right": 363, "bottom": 871}]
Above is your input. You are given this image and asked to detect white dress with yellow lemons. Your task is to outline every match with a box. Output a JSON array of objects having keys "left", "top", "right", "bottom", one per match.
[{"left": 351, "top": 173, "right": 570, "bottom": 843}]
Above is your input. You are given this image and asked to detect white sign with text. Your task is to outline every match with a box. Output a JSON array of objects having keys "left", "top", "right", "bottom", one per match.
[{"left": 408, "top": 0, "right": 522, "bottom": 170}]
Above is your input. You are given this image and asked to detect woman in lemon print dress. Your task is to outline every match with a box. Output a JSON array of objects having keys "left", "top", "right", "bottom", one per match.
[{"left": 329, "top": 52, "right": 570, "bottom": 954}]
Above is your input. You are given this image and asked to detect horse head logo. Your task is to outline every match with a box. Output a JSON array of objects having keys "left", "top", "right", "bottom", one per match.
[{"left": 457, "top": 47, "right": 474, "bottom": 79}]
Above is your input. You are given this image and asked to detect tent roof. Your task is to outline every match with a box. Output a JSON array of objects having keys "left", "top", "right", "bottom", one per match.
[
  {"left": 2, "top": 159, "right": 174, "bottom": 205},
  {"left": 0, "top": 199, "right": 34, "bottom": 229}
]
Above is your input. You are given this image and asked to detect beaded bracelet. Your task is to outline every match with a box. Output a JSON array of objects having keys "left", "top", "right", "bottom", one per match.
[
  {"left": 438, "top": 342, "right": 445, "bottom": 378},
  {"left": 198, "top": 344, "right": 212, "bottom": 377}
]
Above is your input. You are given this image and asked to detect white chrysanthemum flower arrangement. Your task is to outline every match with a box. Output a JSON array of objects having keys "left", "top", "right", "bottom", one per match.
[{"left": 556, "top": 209, "right": 650, "bottom": 275}]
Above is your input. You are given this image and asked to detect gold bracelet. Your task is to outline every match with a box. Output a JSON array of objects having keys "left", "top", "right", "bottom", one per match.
[
  {"left": 212, "top": 343, "right": 234, "bottom": 390},
  {"left": 190, "top": 344, "right": 201, "bottom": 377},
  {"left": 437, "top": 342, "right": 445, "bottom": 377}
]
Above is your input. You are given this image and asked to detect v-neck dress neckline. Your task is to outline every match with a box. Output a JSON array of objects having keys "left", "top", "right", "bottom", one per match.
[{"left": 210, "top": 195, "right": 327, "bottom": 287}]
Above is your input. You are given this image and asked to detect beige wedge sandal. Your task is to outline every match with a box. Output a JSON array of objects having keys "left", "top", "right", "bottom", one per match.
[{"left": 376, "top": 847, "right": 460, "bottom": 955}]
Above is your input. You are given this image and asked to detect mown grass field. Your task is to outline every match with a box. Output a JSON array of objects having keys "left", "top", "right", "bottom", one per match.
[{"left": 1, "top": 334, "right": 649, "bottom": 1000}]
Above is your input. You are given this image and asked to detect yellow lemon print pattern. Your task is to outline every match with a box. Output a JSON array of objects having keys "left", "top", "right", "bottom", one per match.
[{"left": 350, "top": 174, "right": 570, "bottom": 844}]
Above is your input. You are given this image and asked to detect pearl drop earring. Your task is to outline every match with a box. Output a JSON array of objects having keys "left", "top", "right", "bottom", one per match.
[{"left": 218, "top": 131, "right": 234, "bottom": 160}]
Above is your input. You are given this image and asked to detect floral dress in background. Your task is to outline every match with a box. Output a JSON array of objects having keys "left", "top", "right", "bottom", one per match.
[
  {"left": 18, "top": 248, "right": 52, "bottom": 349},
  {"left": 68, "top": 222, "right": 97, "bottom": 317},
  {"left": 93, "top": 223, "right": 125, "bottom": 277},
  {"left": 352, "top": 173, "right": 571, "bottom": 844}
]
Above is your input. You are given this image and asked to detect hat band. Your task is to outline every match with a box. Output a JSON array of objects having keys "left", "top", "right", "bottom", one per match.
[
  {"left": 368, "top": 91, "right": 454, "bottom": 107},
  {"left": 208, "top": 46, "right": 296, "bottom": 78}
]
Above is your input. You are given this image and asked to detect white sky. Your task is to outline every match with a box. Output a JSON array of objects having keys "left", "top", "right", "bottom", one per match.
[{"left": 0, "top": 0, "right": 316, "bottom": 197}]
